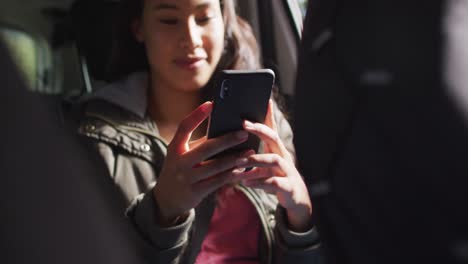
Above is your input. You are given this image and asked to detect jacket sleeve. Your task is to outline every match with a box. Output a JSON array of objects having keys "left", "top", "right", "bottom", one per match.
[
  {"left": 274, "top": 206, "right": 324, "bottom": 263},
  {"left": 91, "top": 141, "right": 196, "bottom": 263},
  {"left": 126, "top": 191, "right": 196, "bottom": 263},
  {"left": 272, "top": 103, "right": 324, "bottom": 263}
]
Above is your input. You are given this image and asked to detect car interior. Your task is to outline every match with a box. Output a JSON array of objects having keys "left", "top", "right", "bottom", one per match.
[
  {"left": 0, "top": 1, "right": 308, "bottom": 261},
  {"left": 0, "top": 0, "right": 305, "bottom": 121},
  {"left": 4, "top": 1, "right": 468, "bottom": 263}
]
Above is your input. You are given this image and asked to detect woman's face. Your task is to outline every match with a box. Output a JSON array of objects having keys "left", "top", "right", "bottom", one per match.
[{"left": 134, "top": 0, "right": 225, "bottom": 93}]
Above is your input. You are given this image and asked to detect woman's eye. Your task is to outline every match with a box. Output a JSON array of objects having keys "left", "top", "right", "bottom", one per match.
[
  {"left": 196, "top": 16, "right": 213, "bottom": 24},
  {"left": 159, "top": 19, "right": 178, "bottom": 25}
]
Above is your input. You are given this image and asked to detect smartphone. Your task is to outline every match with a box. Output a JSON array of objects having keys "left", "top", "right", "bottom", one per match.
[{"left": 207, "top": 69, "right": 275, "bottom": 158}]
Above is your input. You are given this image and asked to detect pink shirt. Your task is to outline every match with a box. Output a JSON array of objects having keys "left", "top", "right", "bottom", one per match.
[{"left": 195, "top": 187, "right": 261, "bottom": 264}]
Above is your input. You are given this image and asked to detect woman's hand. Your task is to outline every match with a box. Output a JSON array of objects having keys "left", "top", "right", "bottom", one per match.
[
  {"left": 236, "top": 100, "right": 313, "bottom": 232},
  {"left": 153, "top": 102, "right": 253, "bottom": 226}
]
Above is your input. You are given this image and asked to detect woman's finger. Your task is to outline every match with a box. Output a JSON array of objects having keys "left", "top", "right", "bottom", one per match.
[
  {"left": 243, "top": 120, "right": 287, "bottom": 156},
  {"left": 188, "top": 136, "right": 207, "bottom": 149},
  {"left": 193, "top": 170, "right": 237, "bottom": 199},
  {"left": 264, "top": 99, "right": 278, "bottom": 131},
  {"left": 230, "top": 167, "right": 273, "bottom": 182},
  {"left": 266, "top": 100, "right": 296, "bottom": 163},
  {"left": 236, "top": 153, "right": 288, "bottom": 176},
  {"left": 185, "top": 130, "right": 248, "bottom": 165},
  {"left": 171, "top": 102, "right": 213, "bottom": 154},
  {"left": 190, "top": 149, "right": 255, "bottom": 183},
  {"left": 242, "top": 176, "right": 290, "bottom": 194}
]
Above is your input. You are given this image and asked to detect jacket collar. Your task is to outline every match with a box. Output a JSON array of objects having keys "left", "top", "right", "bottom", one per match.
[{"left": 83, "top": 72, "right": 149, "bottom": 119}]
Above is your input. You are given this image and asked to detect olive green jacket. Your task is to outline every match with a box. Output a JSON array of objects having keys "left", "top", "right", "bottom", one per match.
[{"left": 78, "top": 72, "right": 322, "bottom": 264}]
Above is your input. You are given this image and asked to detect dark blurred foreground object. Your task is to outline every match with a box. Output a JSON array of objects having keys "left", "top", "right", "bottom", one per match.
[
  {"left": 0, "top": 41, "right": 144, "bottom": 263},
  {"left": 294, "top": 0, "right": 468, "bottom": 263}
]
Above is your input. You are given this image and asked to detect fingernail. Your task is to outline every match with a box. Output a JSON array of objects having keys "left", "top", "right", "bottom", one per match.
[
  {"left": 244, "top": 150, "right": 255, "bottom": 156},
  {"left": 236, "top": 131, "right": 248, "bottom": 140},
  {"left": 244, "top": 120, "right": 254, "bottom": 129},
  {"left": 201, "top": 102, "right": 213, "bottom": 113},
  {"left": 236, "top": 157, "right": 249, "bottom": 166}
]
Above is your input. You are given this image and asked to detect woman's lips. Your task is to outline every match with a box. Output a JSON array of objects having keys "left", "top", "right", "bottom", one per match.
[{"left": 174, "top": 58, "right": 205, "bottom": 70}]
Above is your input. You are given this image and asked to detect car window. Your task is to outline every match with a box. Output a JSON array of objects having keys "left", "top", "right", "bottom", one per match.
[
  {"left": 297, "top": 0, "right": 309, "bottom": 18},
  {"left": 0, "top": 28, "right": 37, "bottom": 90},
  {"left": 0, "top": 26, "right": 60, "bottom": 94}
]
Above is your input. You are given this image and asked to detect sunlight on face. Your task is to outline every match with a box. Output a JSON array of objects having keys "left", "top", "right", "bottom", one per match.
[{"left": 135, "top": 0, "right": 225, "bottom": 93}]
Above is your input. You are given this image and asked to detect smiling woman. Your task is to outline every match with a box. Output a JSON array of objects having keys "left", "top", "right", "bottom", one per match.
[
  {"left": 107, "top": 0, "right": 260, "bottom": 84},
  {"left": 77, "top": 0, "right": 322, "bottom": 263},
  {"left": 133, "top": 0, "right": 225, "bottom": 93}
]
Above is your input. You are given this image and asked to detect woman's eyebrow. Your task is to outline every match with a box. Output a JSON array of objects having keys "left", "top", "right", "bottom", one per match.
[
  {"left": 152, "top": 2, "right": 211, "bottom": 11},
  {"left": 195, "top": 2, "right": 211, "bottom": 10},
  {"left": 153, "top": 3, "right": 178, "bottom": 11}
]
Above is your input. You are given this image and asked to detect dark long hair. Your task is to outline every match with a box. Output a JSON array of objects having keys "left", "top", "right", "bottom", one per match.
[{"left": 106, "top": 0, "right": 261, "bottom": 83}]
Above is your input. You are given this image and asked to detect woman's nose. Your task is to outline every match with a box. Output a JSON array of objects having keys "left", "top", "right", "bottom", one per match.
[{"left": 179, "top": 19, "right": 203, "bottom": 51}]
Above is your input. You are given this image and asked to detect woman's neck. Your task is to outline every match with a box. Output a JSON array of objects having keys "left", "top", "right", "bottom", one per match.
[{"left": 147, "top": 77, "right": 203, "bottom": 143}]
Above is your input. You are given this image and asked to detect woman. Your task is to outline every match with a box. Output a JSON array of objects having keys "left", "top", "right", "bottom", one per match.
[{"left": 78, "top": 0, "right": 321, "bottom": 263}]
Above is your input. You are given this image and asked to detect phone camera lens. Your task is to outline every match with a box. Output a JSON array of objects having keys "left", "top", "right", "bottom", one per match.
[{"left": 220, "top": 80, "right": 231, "bottom": 99}]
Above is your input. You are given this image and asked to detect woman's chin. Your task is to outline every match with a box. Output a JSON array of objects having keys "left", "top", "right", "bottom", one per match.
[{"left": 175, "top": 75, "right": 212, "bottom": 92}]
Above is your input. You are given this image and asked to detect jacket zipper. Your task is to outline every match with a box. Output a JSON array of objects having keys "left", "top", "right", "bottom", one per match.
[{"left": 236, "top": 185, "right": 273, "bottom": 264}]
